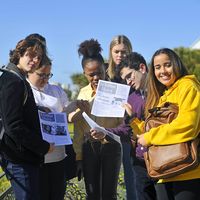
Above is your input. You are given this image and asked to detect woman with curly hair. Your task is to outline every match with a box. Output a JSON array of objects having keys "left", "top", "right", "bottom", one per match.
[
  {"left": 70, "top": 39, "right": 122, "bottom": 200},
  {"left": 0, "top": 38, "right": 53, "bottom": 200}
]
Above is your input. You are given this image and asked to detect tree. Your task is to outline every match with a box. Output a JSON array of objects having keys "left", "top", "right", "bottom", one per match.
[
  {"left": 70, "top": 73, "right": 88, "bottom": 90},
  {"left": 174, "top": 47, "right": 200, "bottom": 80},
  {"left": 70, "top": 73, "right": 88, "bottom": 99}
]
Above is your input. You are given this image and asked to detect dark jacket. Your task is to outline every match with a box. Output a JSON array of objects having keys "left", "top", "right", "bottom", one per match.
[{"left": 0, "top": 63, "right": 49, "bottom": 165}]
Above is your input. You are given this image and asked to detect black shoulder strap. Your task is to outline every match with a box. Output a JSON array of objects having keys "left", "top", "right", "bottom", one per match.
[
  {"left": 0, "top": 124, "right": 4, "bottom": 140},
  {"left": 0, "top": 67, "right": 29, "bottom": 142},
  {"left": 0, "top": 67, "right": 28, "bottom": 105}
]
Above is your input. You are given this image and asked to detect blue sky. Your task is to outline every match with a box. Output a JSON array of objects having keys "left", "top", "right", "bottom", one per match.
[{"left": 0, "top": 0, "right": 200, "bottom": 86}]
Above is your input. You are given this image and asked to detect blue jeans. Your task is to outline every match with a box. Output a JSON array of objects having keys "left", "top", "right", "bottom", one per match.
[
  {"left": 3, "top": 159, "right": 40, "bottom": 200},
  {"left": 122, "top": 142, "right": 136, "bottom": 200}
]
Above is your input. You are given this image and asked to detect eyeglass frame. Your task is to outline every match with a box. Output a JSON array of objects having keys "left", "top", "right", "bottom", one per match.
[
  {"left": 35, "top": 71, "right": 53, "bottom": 79},
  {"left": 123, "top": 69, "right": 137, "bottom": 82}
]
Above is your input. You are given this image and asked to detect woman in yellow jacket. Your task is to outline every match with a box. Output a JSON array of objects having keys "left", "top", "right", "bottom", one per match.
[{"left": 128, "top": 48, "right": 200, "bottom": 200}]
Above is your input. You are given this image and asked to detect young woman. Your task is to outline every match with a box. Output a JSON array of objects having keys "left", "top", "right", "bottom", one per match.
[
  {"left": 131, "top": 48, "right": 200, "bottom": 200},
  {"left": 0, "top": 38, "right": 53, "bottom": 200},
  {"left": 107, "top": 35, "right": 132, "bottom": 82},
  {"left": 71, "top": 39, "right": 122, "bottom": 200},
  {"left": 28, "top": 55, "right": 69, "bottom": 200},
  {"left": 107, "top": 35, "right": 136, "bottom": 200}
]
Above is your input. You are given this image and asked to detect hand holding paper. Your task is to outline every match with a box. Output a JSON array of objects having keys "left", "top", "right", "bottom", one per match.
[
  {"left": 90, "top": 129, "right": 106, "bottom": 140},
  {"left": 66, "top": 100, "right": 91, "bottom": 122},
  {"left": 122, "top": 102, "right": 134, "bottom": 116},
  {"left": 91, "top": 80, "right": 130, "bottom": 117},
  {"left": 82, "top": 112, "right": 121, "bottom": 143}
]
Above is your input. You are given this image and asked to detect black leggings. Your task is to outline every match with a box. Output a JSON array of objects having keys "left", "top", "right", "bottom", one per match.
[
  {"left": 39, "top": 159, "right": 66, "bottom": 200},
  {"left": 82, "top": 141, "right": 122, "bottom": 200},
  {"left": 155, "top": 178, "right": 200, "bottom": 200}
]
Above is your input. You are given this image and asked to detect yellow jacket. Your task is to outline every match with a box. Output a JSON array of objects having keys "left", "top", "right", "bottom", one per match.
[
  {"left": 73, "top": 84, "right": 122, "bottom": 160},
  {"left": 130, "top": 75, "right": 200, "bottom": 182}
]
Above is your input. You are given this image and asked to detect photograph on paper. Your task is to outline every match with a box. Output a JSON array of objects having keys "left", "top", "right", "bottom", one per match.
[{"left": 38, "top": 111, "right": 72, "bottom": 146}]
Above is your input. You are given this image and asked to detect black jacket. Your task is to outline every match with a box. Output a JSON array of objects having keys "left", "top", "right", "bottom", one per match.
[{"left": 0, "top": 63, "right": 49, "bottom": 165}]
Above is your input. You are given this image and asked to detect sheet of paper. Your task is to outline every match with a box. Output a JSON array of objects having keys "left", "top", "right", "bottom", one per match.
[
  {"left": 82, "top": 112, "right": 121, "bottom": 143},
  {"left": 91, "top": 80, "right": 130, "bottom": 117},
  {"left": 38, "top": 111, "right": 72, "bottom": 146}
]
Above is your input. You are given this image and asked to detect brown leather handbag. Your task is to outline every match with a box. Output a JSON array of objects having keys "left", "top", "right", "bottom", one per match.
[{"left": 143, "top": 102, "right": 200, "bottom": 179}]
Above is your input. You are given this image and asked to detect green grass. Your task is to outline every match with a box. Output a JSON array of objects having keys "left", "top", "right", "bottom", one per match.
[
  {"left": 0, "top": 168, "right": 11, "bottom": 195},
  {"left": 68, "top": 123, "right": 74, "bottom": 138}
]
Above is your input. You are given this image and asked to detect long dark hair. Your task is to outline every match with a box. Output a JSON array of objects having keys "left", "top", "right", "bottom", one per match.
[{"left": 145, "top": 48, "right": 189, "bottom": 116}]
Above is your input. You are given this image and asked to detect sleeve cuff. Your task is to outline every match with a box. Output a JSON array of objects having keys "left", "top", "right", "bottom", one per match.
[{"left": 144, "top": 132, "right": 151, "bottom": 146}]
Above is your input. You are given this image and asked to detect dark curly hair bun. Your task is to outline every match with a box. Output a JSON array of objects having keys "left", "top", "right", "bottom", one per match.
[{"left": 78, "top": 39, "right": 102, "bottom": 57}]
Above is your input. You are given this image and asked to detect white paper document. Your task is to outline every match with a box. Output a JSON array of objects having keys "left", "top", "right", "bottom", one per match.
[
  {"left": 82, "top": 112, "right": 121, "bottom": 143},
  {"left": 91, "top": 80, "right": 130, "bottom": 117},
  {"left": 38, "top": 111, "right": 72, "bottom": 146}
]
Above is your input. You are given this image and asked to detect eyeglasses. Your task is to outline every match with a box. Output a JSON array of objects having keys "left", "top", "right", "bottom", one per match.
[
  {"left": 35, "top": 71, "right": 53, "bottom": 79},
  {"left": 123, "top": 70, "right": 136, "bottom": 82}
]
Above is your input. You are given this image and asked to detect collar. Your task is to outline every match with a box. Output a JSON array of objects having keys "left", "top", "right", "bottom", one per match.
[
  {"left": 6, "top": 63, "right": 26, "bottom": 80},
  {"left": 26, "top": 79, "right": 45, "bottom": 92}
]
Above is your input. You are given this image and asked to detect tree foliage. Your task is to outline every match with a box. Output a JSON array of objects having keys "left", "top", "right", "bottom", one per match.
[
  {"left": 174, "top": 47, "right": 200, "bottom": 80},
  {"left": 70, "top": 73, "right": 88, "bottom": 90}
]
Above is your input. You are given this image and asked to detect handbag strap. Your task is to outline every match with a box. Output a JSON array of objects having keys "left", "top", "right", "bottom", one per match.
[{"left": 148, "top": 102, "right": 178, "bottom": 117}]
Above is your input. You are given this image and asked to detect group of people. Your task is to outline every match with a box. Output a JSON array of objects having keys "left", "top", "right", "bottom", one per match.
[{"left": 0, "top": 33, "right": 200, "bottom": 200}]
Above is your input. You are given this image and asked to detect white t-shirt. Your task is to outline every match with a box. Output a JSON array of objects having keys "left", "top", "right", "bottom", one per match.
[{"left": 29, "top": 81, "right": 69, "bottom": 163}]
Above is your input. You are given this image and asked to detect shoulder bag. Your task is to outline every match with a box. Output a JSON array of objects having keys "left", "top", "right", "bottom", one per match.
[{"left": 143, "top": 102, "right": 200, "bottom": 179}]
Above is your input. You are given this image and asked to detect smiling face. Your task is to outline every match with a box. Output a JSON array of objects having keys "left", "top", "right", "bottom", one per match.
[
  {"left": 153, "top": 53, "right": 177, "bottom": 88},
  {"left": 84, "top": 60, "right": 105, "bottom": 91}
]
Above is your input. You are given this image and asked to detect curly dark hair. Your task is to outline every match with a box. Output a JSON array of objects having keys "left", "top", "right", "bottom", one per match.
[
  {"left": 78, "top": 39, "right": 104, "bottom": 69},
  {"left": 9, "top": 38, "right": 46, "bottom": 65}
]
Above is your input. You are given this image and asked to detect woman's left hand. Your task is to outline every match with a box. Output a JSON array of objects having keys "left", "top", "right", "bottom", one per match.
[
  {"left": 137, "top": 134, "right": 148, "bottom": 147},
  {"left": 90, "top": 129, "right": 106, "bottom": 140}
]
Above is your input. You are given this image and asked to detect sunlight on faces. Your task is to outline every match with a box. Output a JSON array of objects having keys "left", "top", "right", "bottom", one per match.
[
  {"left": 28, "top": 65, "right": 52, "bottom": 89},
  {"left": 120, "top": 67, "right": 144, "bottom": 90},
  {"left": 154, "top": 54, "right": 177, "bottom": 88},
  {"left": 84, "top": 60, "right": 105, "bottom": 91},
  {"left": 111, "top": 44, "right": 129, "bottom": 65},
  {"left": 17, "top": 49, "right": 43, "bottom": 73}
]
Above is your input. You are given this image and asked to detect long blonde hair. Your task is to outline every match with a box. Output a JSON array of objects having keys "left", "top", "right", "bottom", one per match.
[{"left": 107, "top": 35, "right": 132, "bottom": 80}]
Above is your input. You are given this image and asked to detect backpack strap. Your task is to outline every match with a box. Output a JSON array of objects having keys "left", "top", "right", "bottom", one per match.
[
  {"left": 0, "top": 122, "right": 4, "bottom": 140},
  {"left": 0, "top": 67, "right": 29, "bottom": 150},
  {"left": 0, "top": 67, "right": 28, "bottom": 105}
]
